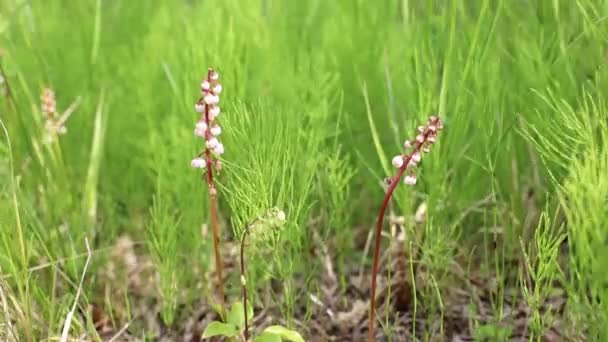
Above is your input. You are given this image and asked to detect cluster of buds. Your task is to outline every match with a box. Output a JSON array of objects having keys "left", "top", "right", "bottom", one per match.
[
  {"left": 390, "top": 115, "right": 443, "bottom": 185},
  {"left": 191, "top": 68, "right": 224, "bottom": 173},
  {"left": 40, "top": 87, "right": 68, "bottom": 143}
]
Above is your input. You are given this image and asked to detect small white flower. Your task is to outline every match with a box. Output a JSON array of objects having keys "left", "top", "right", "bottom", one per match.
[
  {"left": 422, "top": 146, "right": 431, "bottom": 153},
  {"left": 196, "top": 121, "right": 207, "bottom": 130},
  {"left": 403, "top": 140, "right": 412, "bottom": 149},
  {"left": 277, "top": 210, "right": 286, "bottom": 222},
  {"left": 191, "top": 158, "right": 206, "bottom": 169},
  {"left": 212, "top": 143, "right": 224, "bottom": 155},
  {"left": 210, "top": 70, "right": 219, "bottom": 81},
  {"left": 195, "top": 103, "right": 205, "bottom": 113},
  {"left": 428, "top": 125, "right": 437, "bottom": 133},
  {"left": 392, "top": 155, "right": 404, "bottom": 168},
  {"left": 201, "top": 80, "right": 210, "bottom": 91},
  {"left": 411, "top": 151, "right": 421, "bottom": 163},
  {"left": 416, "top": 134, "right": 425, "bottom": 143},
  {"left": 204, "top": 95, "right": 219, "bottom": 105},
  {"left": 209, "top": 105, "right": 220, "bottom": 118},
  {"left": 404, "top": 174, "right": 417, "bottom": 185},
  {"left": 417, "top": 125, "right": 425, "bottom": 133},
  {"left": 206, "top": 137, "right": 219, "bottom": 149},
  {"left": 427, "top": 135, "right": 436, "bottom": 144},
  {"left": 195, "top": 121, "right": 207, "bottom": 136},
  {"left": 210, "top": 125, "right": 222, "bottom": 136},
  {"left": 213, "top": 84, "right": 222, "bottom": 94}
]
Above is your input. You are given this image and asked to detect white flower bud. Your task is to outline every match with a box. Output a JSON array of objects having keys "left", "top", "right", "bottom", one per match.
[
  {"left": 411, "top": 151, "right": 421, "bottom": 163},
  {"left": 404, "top": 174, "right": 417, "bottom": 185},
  {"left": 212, "top": 143, "right": 224, "bottom": 155},
  {"left": 194, "top": 121, "right": 207, "bottom": 137},
  {"left": 206, "top": 137, "right": 219, "bottom": 149},
  {"left": 191, "top": 158, "right": 206, "bottom": 169},
  {"left": 392, "top": 155, "right": 404, "bottom": 168},
  {"left": 209, "top": 105, "right": 220, "bottom": 117},
  {"left": 403, "top": 140, "right": 412, "bottom": 149},
  {"left": 416, "top": 134, "right": 425, "bottom": 143},
  {"left": 210, "top": 125, "right": 222, "bottom": 136},
  {"left": 204, "top": 95, "right": 219, "bottom": 105},
  {"left": 417, "top": 125, "right": 425, "bottom": 133},
  {"left": 195, "top": 103, "right": 205, "bottom": 113},
  {"left": 210, "top": 70, "right": 219, "bottom": 81},
  {"left": 213, "top": 84, "right": 222, "bottom": 94},
  {"left": 201, "top": 80, "right": 210, "bottom": 91}
]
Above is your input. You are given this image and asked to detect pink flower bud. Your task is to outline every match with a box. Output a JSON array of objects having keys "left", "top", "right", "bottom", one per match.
[
  {"left": 206, "top": 137, "right": 219, "bottom": 149},
  {"left": 215, "top": 160, "right": 222, "bottom": 172},
  {"left": 201, "top": 80, "right": 210, "bottom": 91},
  {"left": 429, "top": 115, "right": 438, "bottom": 123},
  {"left": 210, "top": 125, "right": 222, "bottom": 136},
  {"left": 210, "top": 70, "right": 219, "bottom": 81},
  {"left": 404, "top": 174, "right": 417, "bottom": 185},
  {"left": 213, "top": 84, "right": 222, "bottom": 94},
  {"left": 213, "top": 143, "right": 224, "bottom": 155},
  {"left": 411, "top": 151, "right": 421, "bottom": 163},
  {"left": 209, "top": 105, "right": 220, "bottom": 117},
  {"left": 427, "top": 135, "right": 436, "bottom": 144},
  {"left": 392, "top": 155, "right": 404, "bottom": 168},
  {"left": 416, "top": 134, "right": 425, "bottom": 143},
  {"left": 191, "top": 158, "right": 206, "bottom": 169},
  {"left": 195, "top": 121, "right": 207, "bottom": 136},
  {"left": 204, "top": 95, "right": 219, "bottom": 105}
]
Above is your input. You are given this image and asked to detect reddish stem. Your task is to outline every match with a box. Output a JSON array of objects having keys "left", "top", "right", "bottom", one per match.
[
  {"left": 368, "top": 125, "right": 435, "bottom": 342},
  {"left": 202, "top": 69, "right": 225, "bottom": 317}
]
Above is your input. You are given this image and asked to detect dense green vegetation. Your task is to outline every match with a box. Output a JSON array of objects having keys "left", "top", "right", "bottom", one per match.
[{"left": 0, "top": 0, "right": 607, "bottom": 340}]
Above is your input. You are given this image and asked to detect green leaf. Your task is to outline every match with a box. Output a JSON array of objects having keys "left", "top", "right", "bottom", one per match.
[
  {"left": 226, "top": 301, "right": 254, "bottom": 329},
  {"left": 262, "top": 325, "right": 305, "bottom": 342},
  {"left": 201, "top": 321, "right": 239, "bottom": 339},
  {"left": 253, "top": 332, "right": 282, "bottom": 342}
]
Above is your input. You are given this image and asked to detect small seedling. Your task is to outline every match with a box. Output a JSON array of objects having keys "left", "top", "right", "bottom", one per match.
[
  {"left": 191, "top": 68, "right": 227, "bottom": 314},
  {"left": 202, "top": 301, "right": 304, "bottom": 342},
  {"left": 202, "top": 208, "right": 304, "bottom": 342},
  {"left": 368, "top": 115, "right": 443, "bottom": 341}
]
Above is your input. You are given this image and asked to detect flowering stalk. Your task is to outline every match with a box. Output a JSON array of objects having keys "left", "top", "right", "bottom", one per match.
[
  {"left": 239, "top": 208, "right": 286, "bottom": 341},
  {"left": 191, "top": 68, "right": 226, "bottom": 316},
  {"left": 368, "top": 115, "right": 443, "bottom": 342}
]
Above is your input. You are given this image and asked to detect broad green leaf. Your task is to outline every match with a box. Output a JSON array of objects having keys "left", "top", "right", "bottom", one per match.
[
  {"left": 201, "top": 321, "right": 238, "bottom": 339},
  {"left": 253, "top": 332, "right": 282, "bottom": 342},
  {"left": 262, "top": 325, "right": 305, "bottom": 342},
  {"left": 226, "top": 301, "right": 254, "bottom": 329}
]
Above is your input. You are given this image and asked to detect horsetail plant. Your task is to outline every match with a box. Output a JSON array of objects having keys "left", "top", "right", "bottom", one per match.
[
  {"left": 240, "top": 208, "right": 287, "bottom": 340},
  {"left": 368, "top": 115, "right": 443, "bottom": 341},
  {"left": 191, "top": 68, "right": 227, "bottom": 315}
]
